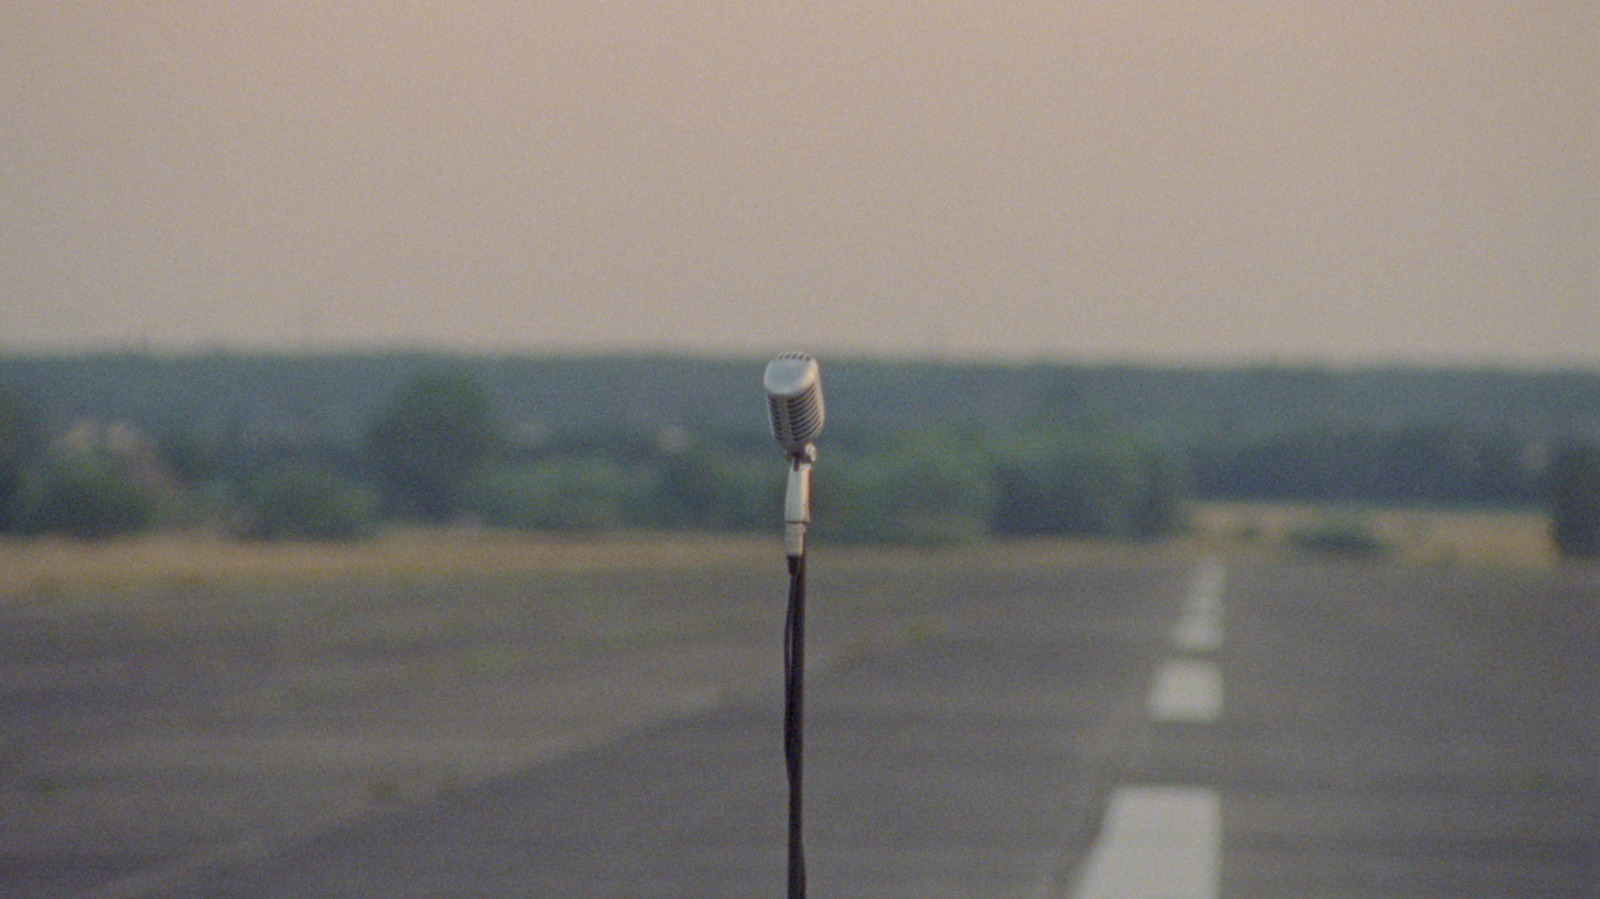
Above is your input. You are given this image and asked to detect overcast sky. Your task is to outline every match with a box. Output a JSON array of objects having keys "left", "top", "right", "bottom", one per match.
[{"left": 3, "top": 2, "right": 1595, "bottom": 366}]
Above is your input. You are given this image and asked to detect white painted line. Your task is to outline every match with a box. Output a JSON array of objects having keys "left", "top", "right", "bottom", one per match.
[
  {"left": 1071, "top": 786, "right": 1221, "bottom": 899},
  {"left": 1146, "top": 659, "right": 1223, "bottom": 722},
  {"left": 1170, "top": 616, "right": 1223, "bottom": 654},
  {"left": 1171, "top": 558, "right": 1226, "bottom": 652},
  {"left": 1059, "top": 560, "right": 1227, "bottom": 896},
  {"left": 1188, "top": 558, "right": 1226, "bottom": 612}
]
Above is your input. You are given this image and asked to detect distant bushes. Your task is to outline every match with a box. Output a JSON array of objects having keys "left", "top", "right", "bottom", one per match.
[
  {"left": 824, "top": 429, "right": 996, "bottom": 545},
  {"left": 1285, "top": 517, "right": 1391, "bottom": 560},
  {"left": 1548, "top": 443, "right": 1600, "bottom": 559},
  {"left": 819, "top": 426, "right": 1184, "bottom": 545},
  {"left": 0, "top": 368, "right": 1188, "bottom": 545},
  {"left": 367, "top": 371, "right": 500, "bottom": 522},
  {"left": 238, "top": 466, "right": 379, "bottom": 541},
  {"left": 18, "top": 451, "right": 161, "bottom": 539},
  {"left": 2, "top": 365, "right": 1190, "bottom": 545},
  {"left": 1191, "top": 426, "right": 1544, "bottom": 507},
  {"left": 464, "top": 427, "right": 1186, "bottom": 545},
  {"left": 0, "top": 385, "right": 43, "bottom": 532},
  {"left": 465, "top": 460, "right": 650, "bottom": 533},
  {"left": 989, "top": 430, "right": 1182, "bottom": 540},
  {"left": 24, "top": 362, "right": 1598, "bottom": 551},
  {"left": 363, "top": 410, "right": 1185, "bottom": 545}
]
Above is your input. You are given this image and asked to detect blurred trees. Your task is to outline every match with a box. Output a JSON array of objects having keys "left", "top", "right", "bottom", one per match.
[
  {"left": 1548, "top": 443, "right": 1600, "bottom": 559},
  {"left": 19, "top": 450, "right": 159, "bottom": 539},
  {"left": 239, "top": 466, "right": 379, "bottom": 541},
  {"left": 826, "top": 428, "right": 995, "bottom": 545},
  {"left": 1190, "top": 427, "right": 1543, "bottom": 506},
  {"left": 465, "top": 459, "right": 648, "bottom": 532},
  {"left": 819, "top": 425, "right": 1182, "bottom": 545},
  {"left": 5, "top": 354, "right": 1595, "bottom": 455},
  {"left": 2, "top": 354, "right": 1594, "bottom": 545},
  {"left": 0, "top": 385, "right": 43, "bottom": 532},
  {"left": 367, "top": 370, "right": 501, "bottom": 522},
  {"left": 989, "top": 429, "right": 1180, "bottom": 539}
]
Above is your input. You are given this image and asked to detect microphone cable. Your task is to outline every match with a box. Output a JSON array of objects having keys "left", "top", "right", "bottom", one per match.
[{"left": 784, "top": 552, "right": 807, "bottom": 899}]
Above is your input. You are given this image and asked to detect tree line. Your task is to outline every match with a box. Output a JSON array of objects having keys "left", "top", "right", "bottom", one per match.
[
  {"left": 0, "top": 370, "right": 1184, "bottom": 545},
  {"left": 4, "top": 352, "right": 1596, "bottom": 450},
  {"left": 0, "top": 353, "right": 1596, "bottom": 556}
]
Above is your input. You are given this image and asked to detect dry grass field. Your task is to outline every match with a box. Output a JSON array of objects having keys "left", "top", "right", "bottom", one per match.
[
  {"left": 0, "top": 501, "right": 1560, "bottom": 603},
  {"left": 1189, "top": 502, "right": 1559, "bottom": 569},
  {"left": 0, "top": 530, "right": 779, "bottom": 601}
]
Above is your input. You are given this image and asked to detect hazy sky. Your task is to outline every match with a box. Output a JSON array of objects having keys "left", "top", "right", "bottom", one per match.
[{"left": 3, "top": 2, "right": 1596, "bottom": 366}]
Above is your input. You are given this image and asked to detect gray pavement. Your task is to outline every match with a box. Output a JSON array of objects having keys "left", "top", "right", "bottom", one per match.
[
  {"left": 125, "top": 560, "right": 1190, "bottom": 899},
  {"left": 4, "top": 553, "right": 1598, "bottom": 897},
  {"left": 1195, "top": 562, "right": 1600, "bottom": 896}
]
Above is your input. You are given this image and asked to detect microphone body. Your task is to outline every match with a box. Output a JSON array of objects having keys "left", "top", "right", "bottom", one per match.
[
  {"left": 764, "top": 353, "right": 824, "bottom": 558},
  {"left": 764, "top": 353, "right": 825, "bottom": 457}
]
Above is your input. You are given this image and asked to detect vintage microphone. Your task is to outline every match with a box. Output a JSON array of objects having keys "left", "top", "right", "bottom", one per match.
[{"left": 763, "top": 352, "right": 824, "bottom": 899}]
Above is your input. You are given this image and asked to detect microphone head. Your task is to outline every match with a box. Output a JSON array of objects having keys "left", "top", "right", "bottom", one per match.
[{"left": 764, "top": 353, "right": 824, "bottom": 454}]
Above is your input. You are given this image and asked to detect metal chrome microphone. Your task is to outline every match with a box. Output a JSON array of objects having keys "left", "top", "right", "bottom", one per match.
[
  {"left": 764, "top": 352, "right": 824, "bottom": 457},
  {"left": 764, "top": 354, "right": 823, "bottom": 899},
  {"left": 764, "top": 353, "right": 823, "bottom": 559}
]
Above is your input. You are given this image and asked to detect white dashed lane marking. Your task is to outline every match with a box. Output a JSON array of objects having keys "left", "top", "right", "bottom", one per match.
[
  {"left": 1068, "top": 559, "right": 1227, "bottom": 899},
  {"left": 1170, "top": 557, "right": 1225, "bottom": 652},
  {"left": 1070, "top": 786, "right": 1222, "bottom": 899},
  {"left": 1146, "top": 658, "right": 1223, "bottom": 723}
]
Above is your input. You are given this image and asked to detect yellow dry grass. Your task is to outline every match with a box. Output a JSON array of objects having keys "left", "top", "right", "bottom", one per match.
[
  {"left": 0, "top": 529, "right": 779, "bottom": 599},
  {"left": 1190, "top": 502, "right": 1557, "bottom": 569},
  {"left": 0, "top": 503, "right": 1561, "bottom": 600}
]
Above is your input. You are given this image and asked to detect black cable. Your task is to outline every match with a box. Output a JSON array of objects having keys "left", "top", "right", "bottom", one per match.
[{"left": 784, "top": 552, "right": 807, "bottom": 899}]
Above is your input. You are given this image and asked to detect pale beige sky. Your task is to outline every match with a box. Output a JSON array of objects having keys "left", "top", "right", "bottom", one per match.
[{"left": 2, "top": 2, "right": 1596, "bottom": 365}]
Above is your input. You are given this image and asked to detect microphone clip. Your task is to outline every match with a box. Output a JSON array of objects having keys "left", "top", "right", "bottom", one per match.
[{"left": 788, "top": 443, "right": 818, "bottom": 469}]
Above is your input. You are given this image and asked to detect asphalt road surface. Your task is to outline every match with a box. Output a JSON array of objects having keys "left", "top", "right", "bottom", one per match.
[{"left": 5, "top": 553, "right": 1597, "bottom": 897}]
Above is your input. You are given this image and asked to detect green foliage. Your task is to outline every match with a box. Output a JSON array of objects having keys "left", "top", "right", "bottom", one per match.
[
  {"left": 989, "top": 428, "right": 1182, "bottom": 539},
  {"left": 367, "top": 370, "right": 501, "bottom": 522},
  {"left": 240, "top": 466, "right": 379, "bottom": 541},
  {"left": 465, "top": 460, "right": 650, "bottom": 533},
  {"left": 1191, "top": 426, "right": 1542, "bottom": 506},
  {"left": 19, "top": 451, "right": 159, "bottom": 539},
  {"left": 652, "top": 452, "right": 777, "bottom": 532},
  {"left": 818, "top": 425, "right": 1183, "bottom": 545},
  {"left": 1548, "top": 444, "right": 1600, "bottom": 559},
  {"left": 457, "top": 421, "right": 1188, "bottom": 545},
  {"left": 6, "top": 352, "right": 1594, "bottom": 477},
  {"left": 7, "top": 352, "right": 1587, "bottom": 542},
  {"left": 823, "top": 430, "right": 994, "bottom": 545},
  {"left": 156, "top": 429, "right": 222, "bottom": 486},
  {"left": 1286, "top": 517, "right": 1391, "bottom": 559},
  {"left": 0, "top": 385, "right": 44, "bottom": 532}
]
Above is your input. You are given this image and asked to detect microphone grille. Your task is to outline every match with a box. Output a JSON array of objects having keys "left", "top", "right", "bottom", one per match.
[{"left": 764, "top": 353, "right": 824, "bottom": 451}]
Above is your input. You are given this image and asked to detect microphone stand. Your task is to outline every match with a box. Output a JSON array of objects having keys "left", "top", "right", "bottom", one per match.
[{"left": 782, "top": 445, "right": 814, "bottom": 899}]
